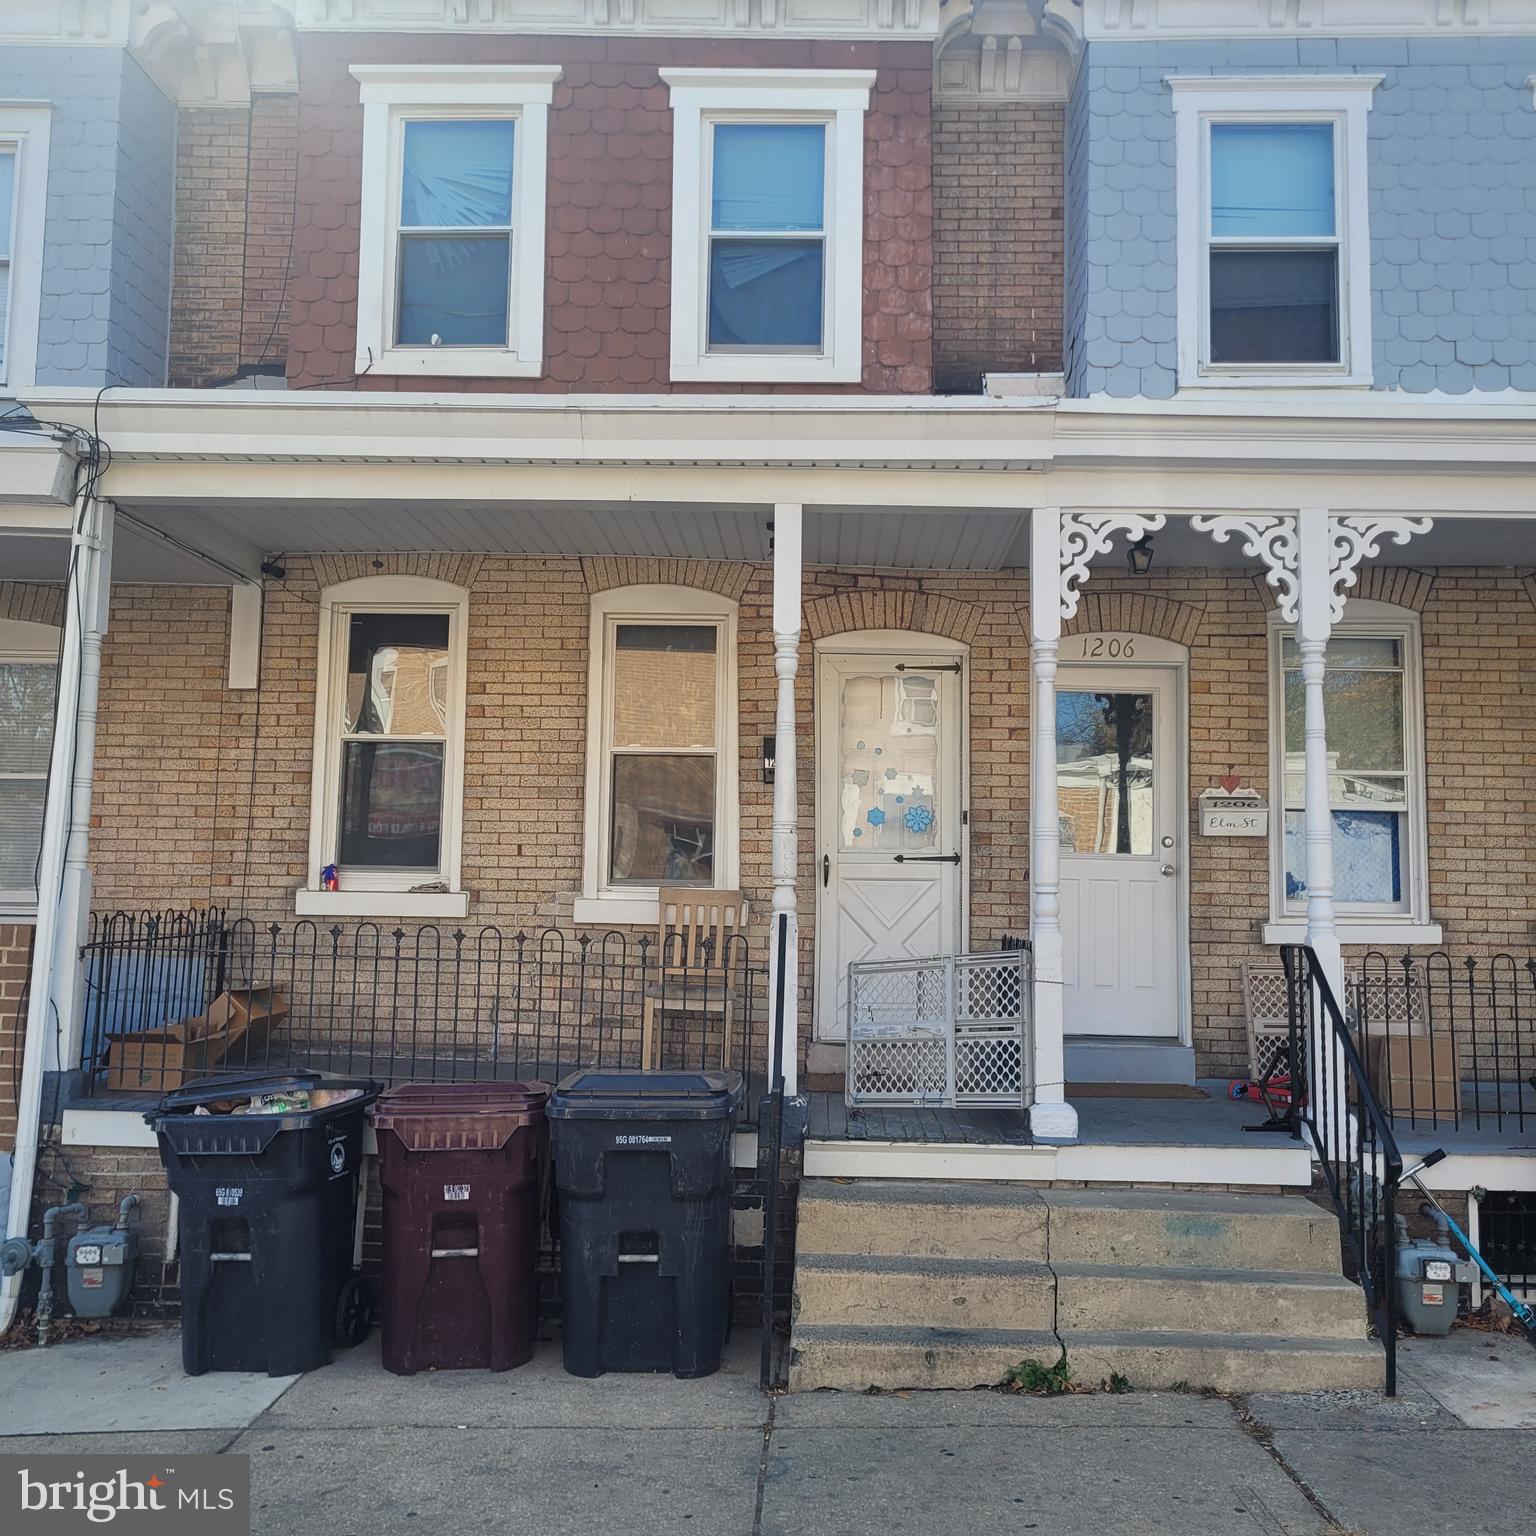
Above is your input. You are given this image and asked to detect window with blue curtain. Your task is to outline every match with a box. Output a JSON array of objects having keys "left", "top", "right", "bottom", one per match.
[
  {"left": 396, "top": 119, "right": 515, "bottom": 348},
  {"left": 1208, "top": 122, "right": 1339, "bottom": 365},
  {"left": 707, "top": 122, "right": 825, "bottom": 351}
]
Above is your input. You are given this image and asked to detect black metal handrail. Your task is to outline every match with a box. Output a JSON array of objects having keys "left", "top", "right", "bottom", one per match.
[
  {"left": 1282, "top": 943, "right": 1404, "bottom": 1395},
  {"left": 759, "top": 911, "right": 791, "bottom": 1391}
]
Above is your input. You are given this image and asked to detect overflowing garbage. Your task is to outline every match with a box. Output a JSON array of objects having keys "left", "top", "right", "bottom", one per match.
[{"left": 189, "top": 1085, "right": 368, "bottom": 1116}]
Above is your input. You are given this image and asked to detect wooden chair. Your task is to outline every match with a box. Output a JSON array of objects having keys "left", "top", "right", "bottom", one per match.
[{"left": 641, "top": 889, "right": 748, "bottom": 1071}]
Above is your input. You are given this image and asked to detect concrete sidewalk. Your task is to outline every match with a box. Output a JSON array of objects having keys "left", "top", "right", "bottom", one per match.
[{"left": 2, "top": 1325, "right": 1532, "bottom": 1536}]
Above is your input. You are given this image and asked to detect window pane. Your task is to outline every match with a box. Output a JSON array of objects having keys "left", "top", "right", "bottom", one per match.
[
  {"left": 397, "top": 234, "right": 510, "bottom": 346},
  {"left": 0, "top": 150, "right": 13, "bottom": 256},
  {"left": 708, "top": 238, "right": 823, "bottom": 348},
  {"left": 401, "top": 120, "right": 513, "bottom": 228},
  {"left": 1056, "top": 691, "right": 1154, "bottom": 856},
  {"left": 609, "top": 753, "right": 715, "bottom": 884},
  {"left": 344, "top": 613, "right": 450, "bottom": 736},
  {"left": 611, "top": 624, "right": 717, "bottom": 751},
  {"left": 837, "top": 673, "right": 941, "bottom": 853},
  {"left": 711, "top": 123, "right": 824, "bottom": 232},
  {"left": 1282, "top": 669, "right": 1404, "bottom": 771},
  {"left": 338, "top": 741, "right": 444, "bottom": 869},
  {"left": 1211, "top": 123, "right": 1334, "bottom": 239},
  {"left": 0, "top": 661, "right": 56, "bottom": 772},
  {"left": 1284, "top": 810, "right": 1403, "bottom": 904},
  {"left": 1210, "top": 248, "right": 1338, "bottom": 364},
  {"left": 0, "top": 778, "right": 45, "bottom": 892},
  {"left": 1282, "top": 636, "right": 1401, "bottom": 669}
]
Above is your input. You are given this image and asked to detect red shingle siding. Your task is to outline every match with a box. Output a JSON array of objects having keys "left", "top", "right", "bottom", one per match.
[
  {"left": 286, "top": 35, "right": 932, "bottom": 393},
  {"left": 932, "top": 102, "right": 1064, "bottom": 393}
]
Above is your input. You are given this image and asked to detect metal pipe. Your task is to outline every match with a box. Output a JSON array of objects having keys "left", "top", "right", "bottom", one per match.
[
  {"left": 1, "top": 494, "right": 111, "bottom": 1341},
  {"left": 35, "top": 1202, "right": 87, "bottom": 1348}
]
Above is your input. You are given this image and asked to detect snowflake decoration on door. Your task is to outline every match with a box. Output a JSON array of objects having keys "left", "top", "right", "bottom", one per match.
[{"left": 903, "top": 805, "right": 934, "bottom": 835}]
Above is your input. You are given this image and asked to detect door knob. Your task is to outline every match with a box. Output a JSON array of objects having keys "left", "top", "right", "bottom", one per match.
[
  {"left": 1159, "top": 863, "right": 1176, "bottom": 877},
  {"left": 823, "top": 853, "right": 830, "bottom": 888}
]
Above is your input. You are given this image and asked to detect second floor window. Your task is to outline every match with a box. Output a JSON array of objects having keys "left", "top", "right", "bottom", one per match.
[
  {"left": 396, "top": 119, "right": 516, "bottom": 349},
  {"left": 707, "top": 123, "right": 827, "bottom": 353},
  {"left": 352, "top": 66, "right": 559, "bottom": 379},
  {"left": 0, "top": 630, "right": 58, "bottom": 917},
  {"left": 1170, "top": 76, "right": 1380, "bottom": 390},
  {"left": 662, "top": 68, "right": 873, "bottom": 385},
  {"left": 0, "top": 105, "right": 51, "bottom": 390},
  {"left": 1208, "top": 123, "right": 1339, "bottom": 367}
]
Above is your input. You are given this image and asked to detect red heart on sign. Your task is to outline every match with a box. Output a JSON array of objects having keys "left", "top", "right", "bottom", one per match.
[{"left": 1219, "top": 773, "right": 1241, "bottom": 793}]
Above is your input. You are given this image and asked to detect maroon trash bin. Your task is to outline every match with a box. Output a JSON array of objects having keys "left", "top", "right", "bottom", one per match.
[{"left": 372, "top": 1082, "right": 548, "bottom": 1374}]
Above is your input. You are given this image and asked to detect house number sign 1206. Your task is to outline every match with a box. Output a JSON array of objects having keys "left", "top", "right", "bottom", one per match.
[{"left": 1070, "top": 635, "right": 1138, "bottom": 659}]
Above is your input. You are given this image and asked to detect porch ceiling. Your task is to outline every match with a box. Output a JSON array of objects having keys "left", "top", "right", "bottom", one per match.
[{"left": 103, "top": 500, "right": 1038, "bottom": 582}]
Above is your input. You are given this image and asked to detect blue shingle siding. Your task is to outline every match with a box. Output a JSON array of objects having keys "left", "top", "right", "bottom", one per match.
[
  {"left": 1067, "top": 37, "right": 1536, "bottom": 398},
  {"left": 0, "top": 46, "right": 173, "bottom": 389}
]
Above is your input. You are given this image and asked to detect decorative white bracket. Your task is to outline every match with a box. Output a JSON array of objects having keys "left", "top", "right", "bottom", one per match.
[
  {"left": 1327, "top": 516, "right": 1434, "bottom": 621},
  {"left": 1190, "top": 514, "right": 1301, "bottom": 623},
  {"left": 1058, "top": 513, "right": 1167, "bottom": 620}
]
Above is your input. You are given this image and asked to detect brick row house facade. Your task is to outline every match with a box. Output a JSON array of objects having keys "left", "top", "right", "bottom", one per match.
[{"left": 3, "top": 0, "right": 1536, "bottom": 1388}]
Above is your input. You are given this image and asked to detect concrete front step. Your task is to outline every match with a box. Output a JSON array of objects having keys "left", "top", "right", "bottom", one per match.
[
  {"left": 795, "top": 1252, "right": 1056, "bottom": 1331},
  {"left": 1053, "top": 1262, "right": 1367, "bottom": 1341},
  {"left": 795, "top": 1179, "right": 1048, "bottom": 1262},
  {"left": 1042, "top": 1188, "right": 1345, "bottom": 1274},
  {"left": 788, "top": 1324, "right": 1385, "bottom": 1394}
]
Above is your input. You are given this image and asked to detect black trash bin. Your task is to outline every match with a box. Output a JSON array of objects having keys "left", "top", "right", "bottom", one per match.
[
  {"left": 548, "top": 1068, "right": 742, "bottom": 1379},
  {"left": 149, "top": 1070, "right": 381, "bottom": 1377}
]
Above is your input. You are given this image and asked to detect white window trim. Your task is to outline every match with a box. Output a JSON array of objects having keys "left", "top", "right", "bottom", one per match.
[
  {"left": 1264, "top": 598, "right": 1437, "bottom": 941},
  {"left": 0, "top": 616, "right": 59, "bottom": 921},
  {"left": 301, "top": 575, "right": 470, "bottom": 920},
  {"left": 0, "top": 104, "right": 52, "bottom": 393},
  {"left": 1170, "top": 75, "right": 1381, "bottom": 391},
  {"left": 351, "top": 65, "right": 559, "bottom": 380},
  {"left": 577, "top": 585, "right": 739, "bottom": 926},
  {"left": 661, "top": 68, "right": 873, "bottom": 385}
]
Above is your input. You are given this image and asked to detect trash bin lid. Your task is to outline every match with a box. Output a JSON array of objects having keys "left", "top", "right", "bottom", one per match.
[
  {"left": 372, "top": 1081, "right": 548, "bottom": 1150},
  {"left": 547, "top": 1068, "right": 743, "bottom": 1121},
  {"left": 149, "top": 1072, "right": 382, "bottom": 1131}
]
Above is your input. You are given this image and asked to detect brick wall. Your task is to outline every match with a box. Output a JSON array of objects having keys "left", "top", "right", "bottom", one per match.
[
  {"left": 932, "top": 102, "right": 1064, "bottom": 393},
  {"left": 169, "top": 95, "right": 299, "bottom": 387},
  {"left": 0, "top": 924, "right": 32, "bottom": 1152},
  {"left": 52, "top": 559, "right": 1536, "bottom": 1082},
  {"left": 288, "top": 34, "right": 933, "bottom": 393}
]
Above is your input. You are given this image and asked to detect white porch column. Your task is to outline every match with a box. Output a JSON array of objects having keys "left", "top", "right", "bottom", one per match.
[
  {"left": 1027, "top": 508, "right": 1074, "bottom": 1140},
  {"left": 768, "top": 502, "right": 802, "bottom": 1097},
  {"left": 3, "top": 494, "right": 112, "bottom": 1334},
  {"left": 1295, "top": 508, "right": 1343, "bottom": 993}
]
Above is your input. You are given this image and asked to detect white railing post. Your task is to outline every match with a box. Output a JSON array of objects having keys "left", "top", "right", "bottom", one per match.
[
  {"left": 1028, "top": 507, "right": 1076, "bottom": 1140},
  {"left": 769, "top": 502, "right": 802, "bottom": 1097}
]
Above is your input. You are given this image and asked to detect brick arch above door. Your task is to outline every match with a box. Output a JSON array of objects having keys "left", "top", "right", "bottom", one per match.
[
  {"left": 804, "top": 589, "right": 983, "bottom": 645},
  {"left": 0, "top": 582, "right": 64, "bottom": 627},
  {"left": 1062, "top": 591, "right": 1203, "bottom": 648}
]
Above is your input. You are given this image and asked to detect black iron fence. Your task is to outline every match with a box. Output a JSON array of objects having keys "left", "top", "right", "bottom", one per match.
[
  {"left": 1281, "top": 944, "right": 1403, "bottom": 1395},
  {"left": 1356, "top": 951, "right": 1536, "bottom": 1134},
  {"left": 80, "top": 910, "right": 766, "bottom": 1125}
]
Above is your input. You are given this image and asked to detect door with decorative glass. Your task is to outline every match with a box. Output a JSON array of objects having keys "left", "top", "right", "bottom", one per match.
[
  {"left": 1057, "top": 664, "right": 1182, "bottom": 1038},
  {"left": 815, "top": 650, "right": 964, "bottom": 1041}
]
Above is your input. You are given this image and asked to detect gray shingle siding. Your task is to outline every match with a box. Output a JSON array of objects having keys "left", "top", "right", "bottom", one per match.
[
  {"left": 1068, "top": 36, "right": 1536, "bottom": 398},
  {"left": 0, "top": 46, "right": 173, "bottom": 389}
]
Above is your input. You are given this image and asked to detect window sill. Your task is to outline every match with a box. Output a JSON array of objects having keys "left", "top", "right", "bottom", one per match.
[
  {"left": 357, "top": 349, "right": 543, "bottom": 379},
  {"left": 0, "top": 904, "right": 38, "bottom": 926},
  {"left": 1262, "top": 921, "right": 1443, "bottom": 947},
  {"left": 1178, "top": 372, "right": 1373, "bottom": 392},
  {"left": 670, "top": 354, "right": 861, "bottom": 385},
  {"left": 294, "top": 889, "right": 470, "bottom": 919},
  {"left": 573, "top": 896, "right": 660, "bottom": 927}
]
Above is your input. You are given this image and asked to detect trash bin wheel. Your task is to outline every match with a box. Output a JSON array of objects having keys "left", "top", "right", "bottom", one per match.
[{"left": 333, "top": 1272, "right": 374, "bottom": 1349}]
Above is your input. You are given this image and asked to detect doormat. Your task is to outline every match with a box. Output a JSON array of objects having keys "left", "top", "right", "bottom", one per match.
[{"left": 1067, "top": 1082, "right": 1209, "bottom": 1100}]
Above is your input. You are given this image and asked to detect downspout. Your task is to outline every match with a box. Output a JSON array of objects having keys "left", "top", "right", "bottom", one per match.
[{"left": 1, "top": 494, "right": 111, "bottom": 1339}]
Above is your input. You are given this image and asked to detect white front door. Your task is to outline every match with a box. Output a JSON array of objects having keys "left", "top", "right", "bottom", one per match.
[
  {"left": 815, "top": 650, "right": 964, "bottom": 1040},
  {"left": 1057, "top": 663, "right": 1182, "bottom": 1039}
]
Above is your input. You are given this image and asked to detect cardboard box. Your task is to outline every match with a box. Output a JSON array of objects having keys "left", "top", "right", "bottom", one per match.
[
  {"left": 1369, "top": 1033, "right": 1460, "bottom": 1119},
  {"left": 106, "top": 989, "right": 285, "bottom": 1093}
]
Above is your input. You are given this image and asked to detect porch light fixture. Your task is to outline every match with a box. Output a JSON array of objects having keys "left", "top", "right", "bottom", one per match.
[{"left": 1127, "top": 534, "right": 1155, "bottom": 576}]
